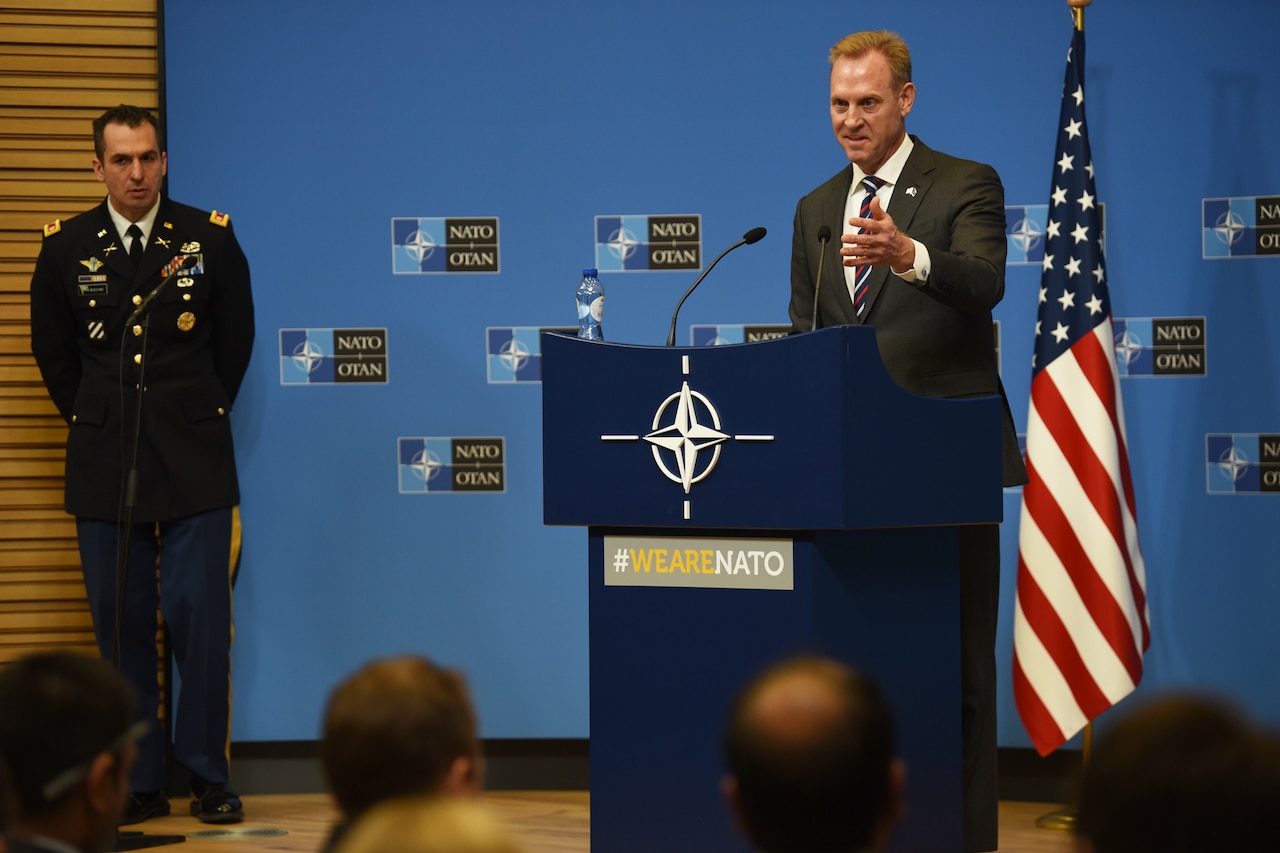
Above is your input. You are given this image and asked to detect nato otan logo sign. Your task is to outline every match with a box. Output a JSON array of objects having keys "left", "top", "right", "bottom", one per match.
[
  {"left": 392, "top": 217, "right": 500, "bottom": 273},
  {"left": 1006, "top": 204, "right": 1106, "bottom": 265},
  {"left": 486, "top": 326, "right": 576, "bottom": 383},
  {"left": 280, "top": 328, "right": 388, "bottom": 384},
  {"left": 398, "top": 437, "right": 506, "bottom": 493},
  {"left": 1202, "top": 196, "right": 1280, "bottom": 258},
  {"left": 1114, "top": 318, "right": 1206, "bottom": 377},
  {"left": 594, "top": 214, "right": 701, "bottom": 272},
  {"left": 1206, "top": 434, "right": 1280, "bottom": 494},
  {"left": 689, "top": 324, "right": 790, "bottom": 346}
]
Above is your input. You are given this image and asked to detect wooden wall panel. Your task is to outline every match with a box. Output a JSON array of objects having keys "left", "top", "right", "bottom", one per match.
[{"left": 0, "top": 0, "right": 159, "bottom": 663}]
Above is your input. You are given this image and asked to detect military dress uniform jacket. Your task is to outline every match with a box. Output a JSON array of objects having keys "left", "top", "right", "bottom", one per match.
[{"left": 30, "top": 198, "right": 254, "bottom": 522}]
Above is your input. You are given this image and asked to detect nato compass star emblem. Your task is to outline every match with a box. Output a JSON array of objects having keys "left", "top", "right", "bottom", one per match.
[
  {"left": 1009, "top": 215, "right": 1044, "bottom": 256},
  {"left": 291, "top": 339, "right": 325, "bottom": 374},
  {"left": 409, "top": 448, "right": 446, "bottom": 484},
  {"left": 1115, "top": 327, "right": 1143, "bottom": 368},
  {"left": 605, "top": 226, "right": 641, "bottom": 262},
  {"left": 404, "top": 228, "right": 438, "bottom": 262},
  {"left": 1218, "top": 445, "right": 1250, "bottom": 483},
  {"left": 600, "top": 354, "right": 773, "bottom": 520},
  {"left": 498, "top": 338, "right": 530, "bottom": 373},
  {"left": 1213, "top": 209, "right": 1247, "bottom": 247}
]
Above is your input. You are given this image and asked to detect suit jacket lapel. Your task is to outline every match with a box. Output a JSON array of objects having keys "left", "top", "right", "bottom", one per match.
[
  {"left": 819, "top": 166, "right": 857, "bottom": 326},
  {"left": 859, "top": 136, "right": 936, "bottom": 322}
]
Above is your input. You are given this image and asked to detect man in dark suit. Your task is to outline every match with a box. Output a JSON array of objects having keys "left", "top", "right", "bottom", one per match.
[
  {"left": 788, "top": 32, "right": 1027, "bottom": 852},
  {"left": 28, "top": 104, "right": 254, "bottom": 825},
  {"left": 0, "top": 651, "right": 143, "bottom": 853}
]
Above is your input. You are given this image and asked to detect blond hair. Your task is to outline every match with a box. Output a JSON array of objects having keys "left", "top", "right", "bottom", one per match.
[{"left": 829, "top": 31, "right": 912, "bottom": 87}]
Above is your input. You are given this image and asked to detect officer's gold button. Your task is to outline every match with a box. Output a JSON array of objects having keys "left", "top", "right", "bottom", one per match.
[
  {"left": 133, "top": 354, "right": 142, "bottom": 364},
  {"left": 88, "top": 299, "right": 97, "bottom": 308},
  {"left": 132, "top": 325, "right": 142, "bottom": 337},
  {"left": 132, "top": 294, "right": 142, "bottom": 306}
]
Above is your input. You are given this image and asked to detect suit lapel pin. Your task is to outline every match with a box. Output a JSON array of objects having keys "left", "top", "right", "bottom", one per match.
[
  {"left": 102, "top": 242, "right": 119, "bottom": 256},
  {"left": 154, "top": 236, "right": 171, "bottom": 249},
  {"left": 905, "top": 186, "right": 918, "bottom": 197},
  {"left": 96, "top": 228, "right": 108, "bottom": 238}
]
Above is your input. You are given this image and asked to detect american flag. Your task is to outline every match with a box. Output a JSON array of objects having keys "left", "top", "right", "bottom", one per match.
[{"left": 1012, "top": 26, "right": 1150, "bottom": 757}]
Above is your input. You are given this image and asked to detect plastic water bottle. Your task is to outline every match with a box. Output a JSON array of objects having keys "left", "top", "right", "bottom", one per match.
[{"left": 576, "top": 268, "right": 604, "bottom": 340}]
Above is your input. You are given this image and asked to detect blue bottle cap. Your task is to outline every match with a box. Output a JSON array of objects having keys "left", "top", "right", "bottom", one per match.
[{"left": 583, "top": 268, "right": 598, "bottom": 276}]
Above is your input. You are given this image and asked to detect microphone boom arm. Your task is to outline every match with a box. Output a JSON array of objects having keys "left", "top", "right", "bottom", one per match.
[{"left": 664, "top": 227, "right": 767, "bottom": 347}]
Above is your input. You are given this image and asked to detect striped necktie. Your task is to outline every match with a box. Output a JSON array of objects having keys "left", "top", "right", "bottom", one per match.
[{"left": 853, "top": 175, "right": 885, "bottom": 317}]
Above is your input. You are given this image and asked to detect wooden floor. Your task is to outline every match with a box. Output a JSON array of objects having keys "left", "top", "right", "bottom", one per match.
[{"left": 121, "top": 792, "right": 1078, "bottom": 852}]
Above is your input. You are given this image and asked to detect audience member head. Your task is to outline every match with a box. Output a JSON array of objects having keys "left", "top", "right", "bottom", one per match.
[
  {"left": 1076, "top": 693, "right": 1280, "bottom": 853},
  {"left": 335, "top": 796, "right": 522, "bottom": 853},
  {"left": 0, "top": 651, "right": 142, "bottom": 853},
  {"left": 723, "top": 656, "right": 903, "bottom": 853},
  {"left": 322, "top": 655, "right": 481, "bottom": 821}
]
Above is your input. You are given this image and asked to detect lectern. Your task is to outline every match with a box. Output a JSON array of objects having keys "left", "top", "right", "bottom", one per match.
[{"left": 542, "top": 327, "right": 1003, "bottom": 853}]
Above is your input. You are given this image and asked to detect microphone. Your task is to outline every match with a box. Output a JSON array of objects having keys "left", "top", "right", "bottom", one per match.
[
  {"left": 123, "top": 254, "right": 199, "bottom": 328},
  {"left": 810, "top": 225, "right": 832, "bottom": 332},
  {"left": 665, "top": 227, "right": 767, "bottom": 346}
]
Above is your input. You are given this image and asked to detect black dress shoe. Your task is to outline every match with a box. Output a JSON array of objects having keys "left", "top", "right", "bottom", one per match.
[
  {"left": 190, "top": 779, "right": 244, "bottom": 824},
  {"left": 119, "top": 791, "right": 170, "bottom": 825}
]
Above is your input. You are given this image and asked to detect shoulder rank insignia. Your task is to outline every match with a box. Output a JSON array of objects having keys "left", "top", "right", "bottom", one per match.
[
  {"left": 210, "top": 210, "right": 230, "bottom": 227},
  {"left": 43, "top": 219, "right": 62, "bottom": 238}
]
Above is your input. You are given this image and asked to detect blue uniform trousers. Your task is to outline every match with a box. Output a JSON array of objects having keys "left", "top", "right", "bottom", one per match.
[{"left": 77, "top": 507, "right": 238, "bottom": 793}]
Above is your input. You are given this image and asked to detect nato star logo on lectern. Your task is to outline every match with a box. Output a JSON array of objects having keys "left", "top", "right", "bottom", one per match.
[
  {"left": 643, "top": 381, "right": 729, "bottom": 493},
  {"left": 600, "top": 354, "right": 773, "bottom": 520}
]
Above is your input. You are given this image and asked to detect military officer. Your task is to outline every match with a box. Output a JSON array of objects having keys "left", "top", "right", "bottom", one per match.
[{"left": 29, "top": 104, "right": 254, "bottom": 825}]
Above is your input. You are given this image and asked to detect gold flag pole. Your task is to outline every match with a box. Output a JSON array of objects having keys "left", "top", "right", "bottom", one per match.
[
  {"left": 1071, "top": 0, "right": 1090, "bottom": 30},
  {"left": 1035, "top": 722, "right": 1090, "bottom": 830},
  {"left": 1036, "top": 0, "right": 1095, "bottom": 833}
]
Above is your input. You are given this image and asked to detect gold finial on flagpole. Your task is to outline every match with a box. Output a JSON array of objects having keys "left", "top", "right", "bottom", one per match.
[{"left": 1068, "top": 0, "right": 1091, "bottom": 31}]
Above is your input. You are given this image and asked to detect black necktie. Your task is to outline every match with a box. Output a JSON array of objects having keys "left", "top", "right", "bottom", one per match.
[{"left": 126, "top": 223, "right": 144, "bottom": 266}]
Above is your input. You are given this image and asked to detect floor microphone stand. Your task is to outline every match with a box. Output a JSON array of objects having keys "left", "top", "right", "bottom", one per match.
[{"left": 110, "top": 312, "right": 185, "bottom": 851}]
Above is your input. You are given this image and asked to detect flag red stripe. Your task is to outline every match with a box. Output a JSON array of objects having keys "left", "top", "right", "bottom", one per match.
[
  {"left": 1012, "top": 650, "right": 1065, "bottom": 757},
  {"left": 1026, "top": 375, "right": 1145, "bottom": 683},
  {"left": 1014, "top": 547, "right": 1113, "bottom": 718},
  {"left": 1035, "top": 355, "right": 1131, "bottom": 577},
  {"left": 1072, "top": 332, "right": 1151, "bottom": 651}
]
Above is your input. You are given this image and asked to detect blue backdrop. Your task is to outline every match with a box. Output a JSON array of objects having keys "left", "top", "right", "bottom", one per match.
[{"left": 161, "top": 0, "right": 1280, "bottom": 749}]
